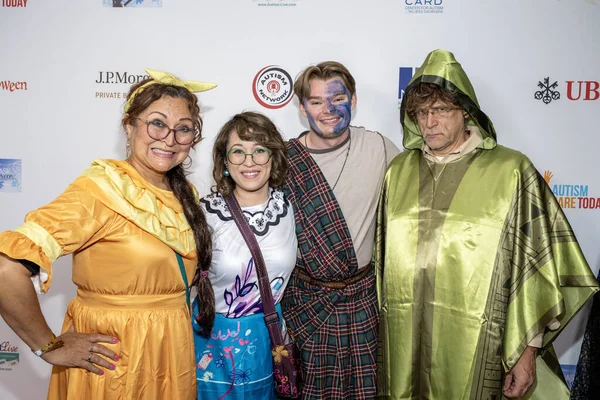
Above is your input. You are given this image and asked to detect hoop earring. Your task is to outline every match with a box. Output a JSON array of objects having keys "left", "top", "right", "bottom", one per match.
[
  {"left": 126, "top": 140, "right": 132, "bottom": 158},
  {"left": 182, "top": 156, "right": 192, "bottom": 169},
  {"left": 224, "top": 169, "right": 230, "bottom": 177}
]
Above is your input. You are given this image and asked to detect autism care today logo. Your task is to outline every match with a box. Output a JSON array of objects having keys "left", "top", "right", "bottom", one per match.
[
  {"left": 544, "top": 170, "right": 599, "bottom": 209},
  {"left": 1, "top": 0, "right": 27, "bottom": 7}
]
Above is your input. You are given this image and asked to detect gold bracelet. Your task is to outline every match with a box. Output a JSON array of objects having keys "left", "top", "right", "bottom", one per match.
[{"left": 32, "top": 333, "right": 65, "bottom": 357}]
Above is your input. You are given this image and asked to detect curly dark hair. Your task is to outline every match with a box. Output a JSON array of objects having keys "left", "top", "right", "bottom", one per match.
[
  {"left": 405, "top": 82, "right": 463, "bottom": 121},
  {"left": 213, "top": 112, "right": 288, "bottom": 198},
  {"left": 123, "top": 79, "right": 215, "bottom": 337}
]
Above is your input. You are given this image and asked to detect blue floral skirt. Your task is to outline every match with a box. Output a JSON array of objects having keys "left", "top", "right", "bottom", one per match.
[{"left": 192, "top": 299, "right": 278, "bottom": 400}]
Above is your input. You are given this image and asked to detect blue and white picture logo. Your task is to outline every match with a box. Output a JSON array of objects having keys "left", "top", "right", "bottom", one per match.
[
  {"left": 0, "top": 341, "right": 19, "bottom": 370},
  {"left": 398, "top": 67, "right": 419, "bottom": 107},
  {"left": 560, "top": 364, "right": 577, "bottom": 389},
  {"left": 103, "top": 0, "right": 163, "bottom": 7},
  {"left": 405, "top": 0, "right": 444, "bottom": 14},
  {"left": 0, "top": 159, "right": 22, "bottom": 193}
]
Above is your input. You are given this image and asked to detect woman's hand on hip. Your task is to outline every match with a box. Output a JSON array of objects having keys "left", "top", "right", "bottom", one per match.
[{"left": 41, "top": 326, "right": 120, "bottom": 375}]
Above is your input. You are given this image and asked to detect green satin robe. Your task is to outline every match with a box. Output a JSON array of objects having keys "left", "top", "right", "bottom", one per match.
[
  {"left": 376, "top": 146, "right": 598, "bottom": 399},
  {"left": 376, "top": 49, "right": 599, "bottom": 399}
]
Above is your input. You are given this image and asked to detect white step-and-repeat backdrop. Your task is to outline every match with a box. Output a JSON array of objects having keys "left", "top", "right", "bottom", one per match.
[{"left": 1, "top": 0, "right": 599, "bottom": 398}]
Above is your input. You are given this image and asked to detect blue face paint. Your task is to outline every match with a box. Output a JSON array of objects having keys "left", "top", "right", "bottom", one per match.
[{"left": 304, "top": 80, "right": 353, "bottom": 138}]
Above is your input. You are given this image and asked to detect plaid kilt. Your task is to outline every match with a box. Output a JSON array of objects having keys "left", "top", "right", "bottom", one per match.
[{"left": 282, "top": 138, "right": 378, "bottom": 399}]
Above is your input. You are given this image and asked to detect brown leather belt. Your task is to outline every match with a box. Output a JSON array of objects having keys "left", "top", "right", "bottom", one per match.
[{"left": 294, "top": 263, "right": 374, "bottom": 289}]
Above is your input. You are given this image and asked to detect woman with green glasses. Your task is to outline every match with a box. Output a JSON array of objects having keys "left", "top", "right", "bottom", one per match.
[{"left": 192, "top": 112, "right": 297, "bottom": 399}]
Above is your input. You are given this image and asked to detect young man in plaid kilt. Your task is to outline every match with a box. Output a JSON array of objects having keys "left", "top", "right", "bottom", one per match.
[{"left": 282, "top": 61, "right": 400, "bottom": 399}]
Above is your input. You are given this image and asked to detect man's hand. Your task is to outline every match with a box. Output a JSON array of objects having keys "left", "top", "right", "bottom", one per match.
[{"left": 503, "top": 346, "right": 537, "bottom": 398}]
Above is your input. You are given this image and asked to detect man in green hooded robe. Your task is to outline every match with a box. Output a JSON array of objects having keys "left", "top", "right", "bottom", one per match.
[{"left": 375, "top": 49, "right": 599, "bottom": 399}]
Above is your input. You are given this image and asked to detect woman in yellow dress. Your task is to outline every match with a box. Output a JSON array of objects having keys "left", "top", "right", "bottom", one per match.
[{"left": 0, "top": 69, "right": 216, "bottom": 399}]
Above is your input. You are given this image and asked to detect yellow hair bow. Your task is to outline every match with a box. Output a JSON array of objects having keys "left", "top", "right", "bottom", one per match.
[{"left": 124, "top": 68, "right": 217, "bottom": 112}]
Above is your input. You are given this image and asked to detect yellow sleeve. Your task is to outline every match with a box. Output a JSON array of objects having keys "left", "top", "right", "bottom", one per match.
[{"left": 0, "top": 176, "right": 114, "bottom": 293}]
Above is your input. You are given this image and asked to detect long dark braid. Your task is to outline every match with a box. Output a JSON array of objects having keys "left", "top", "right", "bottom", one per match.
[
  {"left": 124, "top": 79, "right": 216, "bottom": 336},
  {"left": 167, "top": 165, "right": 215, "bottom": 337}
]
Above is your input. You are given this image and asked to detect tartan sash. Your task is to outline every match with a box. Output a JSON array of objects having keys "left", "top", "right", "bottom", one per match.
[{"left": 284, "top": 138, "right": 358, "bottom": 280}]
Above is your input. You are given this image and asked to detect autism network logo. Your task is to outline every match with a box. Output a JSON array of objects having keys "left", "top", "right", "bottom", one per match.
[
  {"left": 405, "top": 0, "right": 444, "bottom": 14},
  {"left": 544, "top": 170, "right": 599, "bottom": 209},
  {"left": 397, "top": 67, "right": 419, "bottom": 107},
  {"left": 0, "top": 341, "right": 19, "bottom": 371},
  {"left": 534, "top": 77, "right": 600, "bottom": 104},
  {"left": 252, "top": 66, "right": 294, "bottom": 109},
  {"left": 103, "top": 0, "right": 163, "bottom": 7}
]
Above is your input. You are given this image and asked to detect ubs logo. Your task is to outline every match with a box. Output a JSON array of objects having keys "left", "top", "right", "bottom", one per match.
[
  {"left": 534, "top": 77, "right": 560, "bottom": 104},
  {"left": 535, "top": 77, "right": 599, "bottom": 104}
]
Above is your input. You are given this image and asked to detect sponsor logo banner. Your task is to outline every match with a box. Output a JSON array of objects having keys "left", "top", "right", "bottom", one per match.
[
  {"left": 0, "top": 341, "right": 19, "bottom": 371},
  {"left": 1, "top": 0, "right": 27, "bottom": 7},
  {"left": 254, "top": 0, "right": 298, "bottom": 7},
  {"left": 94, "top": 71, "right": 149, "bottom": 100},
  {"left": 544, "top": 170, "right": 599, "bottom": 209},
  {"left": 252, "top": 66, "right": 294, "bottom": 109},
  {"left": 0, "top": 159, "right": 21, "bottom": 193},
  {"left": 404, "top": 0, "right": 444, "bottom": 14},
  {"left": 0, "top": 80, "right": 27, "bottom": 92},
  {"left": 560, "top": 364, "right": 577, "bottom": 389},
  {"left": 103, "top": 0, "right": 162, "bottom": 7},
  {"left": 397, "top": 66, "right": 419, "bottom": 107},
  {"left": 535, "top": 77, "right": 599, "bottom": 104}
]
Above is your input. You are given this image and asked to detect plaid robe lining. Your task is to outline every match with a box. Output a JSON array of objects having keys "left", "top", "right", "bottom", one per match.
[{"left": 282, "top": 138, "right": 378, "bottom": 400}]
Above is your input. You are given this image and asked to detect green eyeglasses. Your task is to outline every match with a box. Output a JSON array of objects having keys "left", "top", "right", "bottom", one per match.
[{"left": 226, "top": 147, "right": 272, "bottom": 165}]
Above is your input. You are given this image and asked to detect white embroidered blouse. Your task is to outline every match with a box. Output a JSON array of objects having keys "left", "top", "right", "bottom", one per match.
[{"left": 200, "top": 188, "right": 297, "bottom": 317}]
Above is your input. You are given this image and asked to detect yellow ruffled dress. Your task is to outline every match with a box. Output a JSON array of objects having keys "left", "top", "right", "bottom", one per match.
[{"left": 0, "top": 159, "right": 198, "bottom": 400}]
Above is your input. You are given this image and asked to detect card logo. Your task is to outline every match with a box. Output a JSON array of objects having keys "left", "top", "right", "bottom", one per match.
[{"left": 404, "top": 0, "right": 444, "bottom": 14}]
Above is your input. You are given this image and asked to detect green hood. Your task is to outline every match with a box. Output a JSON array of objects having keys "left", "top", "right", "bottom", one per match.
[{"left": 400, "top": 49, "right": 497, "bottom": 151}]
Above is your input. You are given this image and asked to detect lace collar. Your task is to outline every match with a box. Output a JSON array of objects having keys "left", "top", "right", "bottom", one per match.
[{"left": 201, "top": 189, "right": 289, "bottom": 236}]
